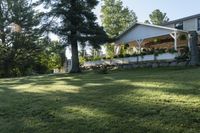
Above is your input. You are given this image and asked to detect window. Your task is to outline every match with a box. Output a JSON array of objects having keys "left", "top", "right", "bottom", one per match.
[
  {"left": 198, "top": 18, "right": 200, "bottom": 31},
  {"left": 175, "top": 22, "right": 183, "bottom": 30}
]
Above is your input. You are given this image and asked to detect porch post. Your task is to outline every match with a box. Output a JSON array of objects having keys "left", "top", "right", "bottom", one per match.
[
  {"left": 136, "top": 39, "right": 143, "bottom": 53},
  {"left": 170, "top": 32, "right": 178, "bottom": 51},
  {"left": 174, "top": 32, "right": 177, "bottom": 51},
  {"left": 115, "top": 44, "right": 121, "bottom": 55},
  {"left": 188, "top": 34, "right": 191, "bottom": 51}
]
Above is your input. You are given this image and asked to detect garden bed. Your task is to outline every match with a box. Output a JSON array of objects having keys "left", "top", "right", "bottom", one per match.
[{"left": 84, "top": 53, "right": 178, "bottom": 67}]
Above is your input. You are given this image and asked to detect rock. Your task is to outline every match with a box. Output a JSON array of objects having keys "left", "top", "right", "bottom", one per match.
[
  {"left": 123, "top": 64, "right": 132, "bottom": 69},
  {"left": 146, "top": 63, "right": 152, "bottom": 68},
  {"left": 139, "top": 63, "right": 146, "bottom": 68},
  {"left": 132, "top": 64, "right": 139, "bottom": 68},
  {"left": 177, "top": 62, "right": 187, "bottom": 66},
  {"left": 159, "top": 62, "right": 169, "bottom": 67},
  {"left": 169, "top": 61, "right": 177, "bottom": 67},
  {"left": 152, "top": 63, "right": 159, "bottom": 68}
]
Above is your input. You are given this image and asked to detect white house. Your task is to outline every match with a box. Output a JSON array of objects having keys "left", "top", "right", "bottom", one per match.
[
  {"left": 162, "top": 14, "right": 200, "bottom": 33},
  {"left": 115, "top": 22, "right": 188, "bottom": 52},
  {"left": 83, "top": 14, "right": 200, "bottom": 67},
  {"left": 115, "top": 14, "right": 200, "bottom": 54}
]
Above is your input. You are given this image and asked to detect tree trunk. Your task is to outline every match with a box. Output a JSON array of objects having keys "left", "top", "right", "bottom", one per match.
[{"left": 69, "top": 35, "right": 81, "bottom": 73}]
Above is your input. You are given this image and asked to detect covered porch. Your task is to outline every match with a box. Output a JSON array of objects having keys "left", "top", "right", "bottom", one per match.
[{"left": 115, "top": 23, "right": 190, "bottom": 61}]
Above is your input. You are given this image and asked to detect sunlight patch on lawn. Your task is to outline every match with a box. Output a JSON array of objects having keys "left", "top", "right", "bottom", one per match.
[
  {"left": 113, "top": 80, "right": 179, "bottom": 89},
  {"left": 127, "top": 116, "right": 189, "bottom": 132},
  {"left": 116, "top": 87, "right": 200, "bottom": 109},
  {"left": 130, "top": 81, "right": 176, "bottom": 89},
  {"left": 12, "top": 84, "right": 80, "bottom": 94},
  {"left": 83, "top": 83, "right": 105, "bottom": 87},
  {"left": 61, "top": 106, "right": 111, "bottom": 119},
  {"left": 22, "top": 117, "right": 45, "bottom": 128}
]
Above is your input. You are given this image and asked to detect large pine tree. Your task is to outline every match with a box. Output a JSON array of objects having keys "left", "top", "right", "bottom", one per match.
[
  {"left": 0, "top": 0, "right": 42, "bottom": 77},
  {"left": 39, "top": 0, "right": 108, "bottom": 73}
]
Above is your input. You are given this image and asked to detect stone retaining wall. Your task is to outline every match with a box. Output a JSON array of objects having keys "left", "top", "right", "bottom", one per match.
[
  {"left": 82, "top": 60, "right": 190, "bottom": 71},
  {"left": 84, "top": 53, "right": 178, "bottom": 67},
  {"left": 119, "top": 60, "right": 189, "bottom": 69}
]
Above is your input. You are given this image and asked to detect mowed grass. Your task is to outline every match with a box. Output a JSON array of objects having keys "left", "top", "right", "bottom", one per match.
[{"left": 0, "top": 67, "right": 200, "bottom": 133}]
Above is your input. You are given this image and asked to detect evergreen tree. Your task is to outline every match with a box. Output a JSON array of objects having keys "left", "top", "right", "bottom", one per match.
[
  {"left": 149, "top": 9, "right": 169, "bottom": 25},
  {"left": 39, "top": 0, "right": 108, "bottom": 73},
  {"left": 144, "top": 20, "right": 151, "bottom": 24},
  {"left": 101, "top": 0, "right": 137, "bottom": 37},
  {"left": 0, "top": 0, "right": 43, "bottom": 77}
]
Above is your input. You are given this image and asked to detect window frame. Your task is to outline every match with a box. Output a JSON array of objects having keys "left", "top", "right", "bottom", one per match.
[
  {"left": 197, "top": 18, "right": 200, "bottom": 31},
  {"left": 174, "top": 21, "right": 183, "bottom": 30}
]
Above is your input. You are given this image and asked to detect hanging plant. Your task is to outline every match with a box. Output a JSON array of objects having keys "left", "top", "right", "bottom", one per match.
[
  {"left": 153, "top": 38, "right": 161, "bottom": 43},
  {"left": 179, "top": 34, "right": 187, "bottom": 40},
  {"left": 124, "top": 43, "right": 129, "bottom": 49}
]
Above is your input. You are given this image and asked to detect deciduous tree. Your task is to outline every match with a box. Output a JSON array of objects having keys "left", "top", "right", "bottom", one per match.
[{"left": 101, "top": 0, "right": 137, "bottom": 37}]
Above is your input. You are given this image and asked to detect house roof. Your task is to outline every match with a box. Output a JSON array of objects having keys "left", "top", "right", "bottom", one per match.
[
  {"left": 162, "top": 13, "right": 200, "bottom": 25},
  {"left": 116, "top": 22, "right": 187, "bottom": 40}
]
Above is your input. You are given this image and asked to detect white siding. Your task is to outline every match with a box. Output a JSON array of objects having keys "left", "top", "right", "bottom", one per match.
[
  {"left": 165, "top": 24, "right": 175, "bottom": 28},
  {"left": 116, "top": 25, "right": 173, "bottom": 44},
  {"left": 183, "top": 18, "right": 197, "bottom": 31},
  {"left": 165, "top": 18, "right": 199, "bottom": 32}
]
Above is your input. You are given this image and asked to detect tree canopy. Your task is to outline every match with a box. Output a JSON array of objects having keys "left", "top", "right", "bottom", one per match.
[
  {"left": 0, "top": 0, "right": 41, "bottom": 77},
  {"left": 146, "top": 9, "right": 169, "bottom": 25},
  {"left": 0, "top": 0, "right": 65, "bottom": 77},
  {"left": 101, "top": 0, "right": 137, "bottom": 38},
  {"left": 39, "top": 0, "right": 109, "bottom": 73}
]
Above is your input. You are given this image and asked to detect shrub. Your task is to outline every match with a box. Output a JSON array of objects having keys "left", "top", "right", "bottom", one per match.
[
  {"left": 93, "top": 56, "right": 101, "bottom": 61},
  {"left": 11, "top": 68, "right": 22, "bottom": 77},
  {"left": 124, "top": 43, "right": 129, "bottom": 49},
  {"left": 168, "top": 48, "right": 177, "bottom": 53},
  {"left": 79, "top": 56, "right": 86, "bottom": 65},
  {"left": 125, "top": 54, "right": 131, "bottom": 57},
  {"left": 92, "top": 65, "right": 111, "bottom": 74},
  {"left": 131, "top": 53, "right": 138, "bottom": 57},
  {"left": 179, "top": 34, "right": 187, "bottom": 40},
  {"left": 119, "top": 54, "right": 125, "bottom": 58},
  {"left": 113, "top": 55, "right": 118, "bottom": 58},
  {"left": 175, "top": 47, "right": 190, "bottom": 62},
  {"left": 175, "top": 55, "right": 189, "bottom": 62}
]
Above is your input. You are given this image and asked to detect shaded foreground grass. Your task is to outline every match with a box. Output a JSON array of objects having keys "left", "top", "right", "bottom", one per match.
[{"left": 0, "top": 67, "right": 200, "bottom": 133}]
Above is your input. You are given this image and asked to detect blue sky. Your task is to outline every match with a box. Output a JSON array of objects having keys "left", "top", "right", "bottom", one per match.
[{"left": 94, "top": 0, "right": 200, "bottom": 24}]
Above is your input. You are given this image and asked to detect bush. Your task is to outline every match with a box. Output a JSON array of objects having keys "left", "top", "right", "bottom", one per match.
[
  {"left": 92, "top": 65, "right": 111, "bottom": 74},
  {"left": 168, "top": 48, "right": 177, "bottom": 53},
  {"left": 118, "top": 54, "right": 124, "bottom": 58},
  {"left": 131, "top": 53, "right": 138, "bottom": 57},
  {"left": 175, "top": 47, "right": 190, "bottom": 62},
  {"left": 79, "top": 56, "right": 86, "bottom": 65},
  {"left": 179, "top": 34, "right": 187, "bottom": 40},
  {"left": 125, "top": 54, "right": 131, "bottom": 57},
  {"left": 175, "top": 55, "right": 189, "bottom": 62},
  {"left": 11, "top": 68, "right": 22, "bottom": 77}
]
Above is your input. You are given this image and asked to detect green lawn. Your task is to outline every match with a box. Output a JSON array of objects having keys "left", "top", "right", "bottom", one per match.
[{"left": 0, "top": 68, "right": 200, "bottom": 133}]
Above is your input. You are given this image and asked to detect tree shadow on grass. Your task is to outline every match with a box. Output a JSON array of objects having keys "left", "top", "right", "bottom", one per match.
[{"left": 0, "top": 68, "right": 200, "bottom": 133}]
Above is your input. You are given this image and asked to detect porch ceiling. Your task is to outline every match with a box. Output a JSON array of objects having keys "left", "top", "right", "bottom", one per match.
[{"left": 129, "top": 34, "right": 172, "bottom": 45}]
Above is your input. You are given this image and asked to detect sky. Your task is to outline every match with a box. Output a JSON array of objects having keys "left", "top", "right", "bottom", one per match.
[
  {"left": 50, "top": 0, "right": 200, "bottom": 41},
  {"left": 62, "top": 0, "right": 200, "bottom": 58},
  {"left": 94, "top": 0, "right": 200, "bottom": 24}
]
